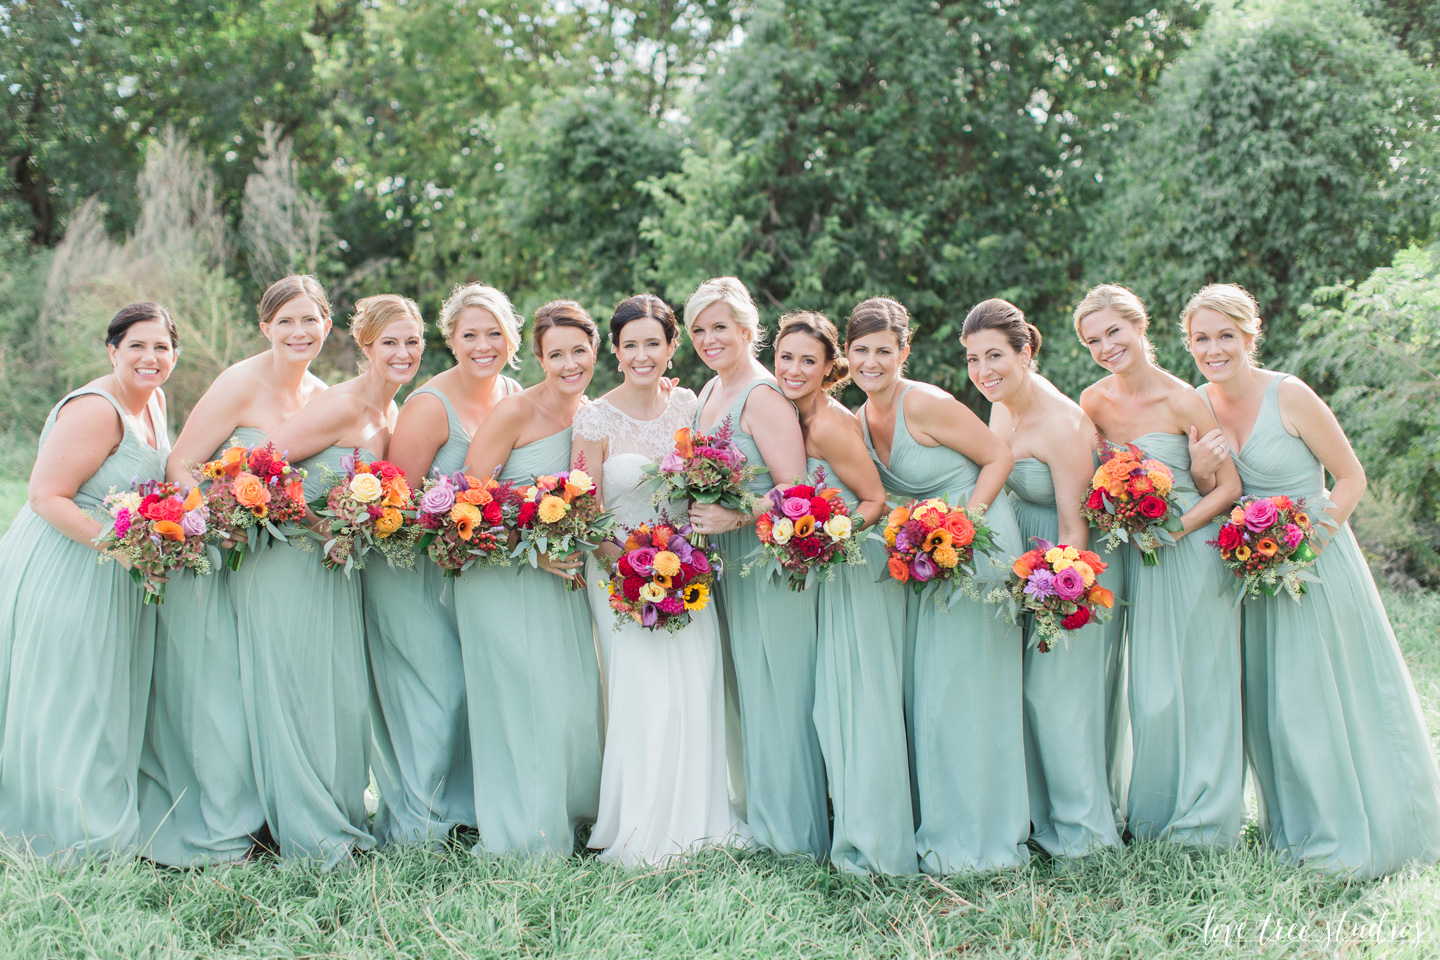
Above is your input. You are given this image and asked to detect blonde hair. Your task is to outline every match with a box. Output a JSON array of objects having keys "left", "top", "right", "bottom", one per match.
[
  {"left": 844, "top": 296, "right": 912, "bottom": 351},
  {"left": 438, "top": 282, "right": 522, "bottom": 367},
  {"left": 776, "top": 310, "right": 850, "bottom": 391},
  {"left": 1181, "top": 283, "right": 1263, "bottom": 358},
  {"left": 1072, "top": 283, "right": 1155, "bottom": 361},
  {"left": 350, "top": 294, "right": 424, "bottom": 370},
  {"left": 683, "top": 277, "right": 764, "bottom": 355},
  {"left": 258, "top": 275, "right": 331, "bottom": 326}
]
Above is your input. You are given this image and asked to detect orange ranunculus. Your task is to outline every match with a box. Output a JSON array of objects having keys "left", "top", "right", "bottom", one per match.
[
  {"left": 285, "top": 479, "right": 305, "bottom": 504},
  {"left": 1087, "top": 585, "right": 1115, "bottom": 609},
  {"left": 1013, "top": 556, "right": 1035, "bottom": 579},
  {"left": 1072, "top": 559, "right": 1096, "bottom": 587},
  {"left": 233, "top": 472, "right": 272, "bottom": 511},
  {"left": 154, "top": 520, "right": 185, "bottom": 541},
  {"left": 1256, "top": 538, "right": 1279, "bottom": 557},
  {"left": 887, "top": 555, "right": 911, "bottom": 583},
  {"left": 673, "top": 427, "right": 694, "bottom": 459},
  {"left": 182, "top": 486, "right": 204, "bottom": 512},
  {"left": 220, "top": 446, "right": 246, "bottom": 478},
  {"left": 471, "top": 488, "right": 493, "bottom": 507},
  {"left": 943, "top": 510, "right": 975, "bottom": 547},
  {"left": 463, "top": 475, "right": 485, "bottom": 491},
  {"left": 922, "top": 528, "right": 953, "bottom": 552},
  {"left": 794, "top": 516, "right": 816, "bottom": 538},
  {"left": 383, "top": 477, "right": 411, "bottom": 508}
]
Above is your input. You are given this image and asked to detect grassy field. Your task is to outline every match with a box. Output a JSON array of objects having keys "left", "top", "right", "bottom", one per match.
[
  {"left": 0, "top": 477, "right": 24, "bottom": 539},
  {"left": 0, "top": 483, "right": 1438, "bottom": 957}
]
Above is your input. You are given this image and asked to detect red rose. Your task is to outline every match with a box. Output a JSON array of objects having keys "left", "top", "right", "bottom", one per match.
[
  {"left": 808, "top": 497, "right": 832, "bottom": 522},
  {"left": 1217, "top": 524, "right": 1243, "bottom": 551},
  {"left": 370, "top": 461, "right": 402, "bottom": 483},
  {"left": 145, "top": 497, "right": 184, "bottom": 523},
  {"left": 797, "top": 536, "right": 824, "bottom": 559},
  {"left": 1137, "top": 495, "right": 1168, "bottom": 520},
  {"left": 615, "top": 555, "right": 635, "bottom": 577},
  {"left": 788, "top": 485, "right": 815, "bottom": 499},
  {"left": 1061, "top": 607, "right": 1092, "bottom": 630},
  {"left": 622, "top": 576, "right": 643, "bottom": 601},
  {"left": 517, "top": 502, "right": 537, "bottom": 526},
  {"left": 482, "top": 500, "right": 503, "bottom": 524},
  {"left": 1086, "top": 488, "right": 1105, "bottom": 511},
  {"left": 139, "top": 493, "right": 161, "bottom": 516}
]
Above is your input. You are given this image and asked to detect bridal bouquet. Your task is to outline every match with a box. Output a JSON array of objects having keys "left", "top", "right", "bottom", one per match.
[
  {"left": 748, "top": 468, "right": 862, "bottom": 590},
  {"left": 642, "top": 418, "right": 757, "bottom": 544},
  {"left": 605, "top": 518, "right": 722, "bottom": 634},
  {"left": 414, "top": 471, "right": 514, "bottom": 576},
  {"left": 200, "top": 442, "right": 308, "bottom": 570},
  {"left": 95, "top": 481, "right": 212, "bottom": 603},
  {"left": 1209, "top": 493, "right": 1324, "bottom": 602},
  {"left": 881, "top": 497, "right": 998, "bottom": 608},
  {"left": 310, "top": 453, "right": 418, "bottom": 575},
  {"left": 1082, "top": 442, "right": 1186, "bottom": 566},
  {"left": 992, "top": 538, "right": 1115, "bottom": 652},
  {"left": 511, "top": 460, "right": 616, "bottom": 589}
]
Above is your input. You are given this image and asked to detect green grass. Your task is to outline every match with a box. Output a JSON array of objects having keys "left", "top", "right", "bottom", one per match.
[{"left": 0, "top": 477, "right": 24, "bottom": 539}]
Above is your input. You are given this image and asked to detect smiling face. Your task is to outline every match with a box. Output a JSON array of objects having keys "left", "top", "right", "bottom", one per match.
[
  {"left": 450, "top": 305, "right": 509, "bottom": 380},
  {"left": 365, "top": 316, "right": 424, "bottom": 387},
  {"left": 1186, "top": 306, "right": 1255, "bottom": 384},
  {"left": 689, "top": 302, "right": 750, "bottom": 373},
  {"left": 1078, "top": 306, "right": 1147, "bottom": 375},
  {"left": 845, "top": 330, "right": 908, "bottom": 396},
  {"left": 538, "top": 323, "right": 596, "bottom": 397},
  {"left": 260, "top": 294, "right": 330, "bottom": 364},
  {"left": 108, "top": 318, "right": 177, "bottom": 391},
  {"left": 774, "top": 330, "right": 832, "bottom": 402},
  {"left": 965, "top": 328, "right": 1030, "bottom": 404},
  {"left": 614, "top": 317, "right": 675, "bottom": 389}
]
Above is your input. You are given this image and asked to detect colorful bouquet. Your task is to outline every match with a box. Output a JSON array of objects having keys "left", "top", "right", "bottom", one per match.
[
  {"left": 992, "top": 539, "right": 1116, "bottom": 652},
  {"left": 881, "top": 497, "right": 998, "bottom": 608},
  {"left": 414, "top": 470, "right": 514, "bottom": 577},
  {"left": 604, "top": 518, "right": 723, "bottom": 634},
  {"left": 1082, "top": 443, "right": 1186, "bottom": 566},
  {"left": 748, "top": 468, "right": 863, "bottom": 590},
  {"left": 310, "top": 452, "right": 418, "bottom": 575},
  {"left": 511, "top": 461, "right": 616, "bottom": 589},
  {"left": 1209, "top": 494, "right": 1325, "bottom": 602},
  {"left": 200, "top": 442, "right": 308, "bottom": 570},
  {"left": 643, "top": 418, "right": 757, "bottom": 544},
  {"left": 95, "top": 481, "right": 213, "bottom": 603}
]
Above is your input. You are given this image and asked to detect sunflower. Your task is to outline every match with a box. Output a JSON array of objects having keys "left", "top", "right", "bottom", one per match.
[{"left": 682, "top": 582, "right": 710, "bottom": 610}]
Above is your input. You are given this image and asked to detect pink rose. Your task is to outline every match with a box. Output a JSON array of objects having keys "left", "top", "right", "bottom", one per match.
[
  {"left": 181, "top": 508, "right": 208, "bottom": 538},
  {"left": 630, "top": 547, "right": 658, "bottom": 576},
  {"left": 782, "top": 497, "right": 810, "bottom": 519},
  {"left": 1244, "top": 498, "right": 1279, "bottom": 532},
  {"left": 1053, "top": 566, "right": 1086, "bottom": 602}
]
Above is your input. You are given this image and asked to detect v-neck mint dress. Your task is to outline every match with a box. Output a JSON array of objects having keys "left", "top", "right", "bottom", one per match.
[
  {"left": 808, "top": 456, "right": 916, "bottom": 874},
  {"left": 1203, "top": 374, "right": 1440, "bottom": 876},
  {"left": 452, "top": 428, "right": 602, "bottom": 858},
  {"left": 362, "top": 381, "right": 517, "bottom": 846},
  {"left": 0, "top": 386, "right": 168, "bottom": 863},
  {"left": 233, "top": 445, "right": 376, "bottom": 867},
  {"left": 1121, "top": 432, "right": 1244, "bottom": 845},
  {"left": 1007, "top": 458, "right": 1122, "bottom": 857},
  {"left": 862, "top": 385, "right": 1028, "bottom": 874},
  {"left": 138, "top": 426, "right": 268, "bottom": 866},
  {"left": 696, "top": 379, "right": 826, "bottom": 859}
]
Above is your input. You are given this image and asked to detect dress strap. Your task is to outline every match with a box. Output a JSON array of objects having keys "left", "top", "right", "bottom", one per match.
[
  {"left": 54, "top": 386, "right": 136, "bottom": 446},
  {"left": 1196, "top": 382, "right": 1218, "bottom": 421},
  {"left": 410, "top": 383, "right": 461, "bottom": 423}
]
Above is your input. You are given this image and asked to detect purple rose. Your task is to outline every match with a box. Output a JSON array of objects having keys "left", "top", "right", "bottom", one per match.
[
  {"left": 181, "top": 508, "right": 208, "bottom": 538},
  {"left": 1023, "top": 569, "right": 1057, "bottom": 600},
  {"left": 1053, "top": 566, "right": 1086, "bottom": 602},
  {"left": 782, "top": 497, "right": 810, "bottom": 519},
  {"left": 630, "top": 547, "right": 658, "bottom": 576},
  {"left": 911, "top": 554, "right": 936, "bottom": 582},
  {"left": 1244, "top": 498, "right": 1279, "bottom": 532},
  {"left": 690, "top": 551, "right": 711, "bottom": 575},
  {"left": 641, "top": 602, "right": 658, "bottom": 628},
  {"left": 420, "top": 482, "right": 456, "bottom": 515},
  {"left": 659, "top": 452, "right": 685, "bottom": 473}
]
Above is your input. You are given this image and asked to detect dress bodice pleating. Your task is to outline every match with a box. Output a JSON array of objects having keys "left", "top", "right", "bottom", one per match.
[{"left": 860, "top": 387, "right": 980, "bottom": 500}]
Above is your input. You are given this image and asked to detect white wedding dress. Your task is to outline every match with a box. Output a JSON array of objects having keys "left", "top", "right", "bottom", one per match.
[{"left": 574, "top": 389, "right": 749, "bottom": 865}]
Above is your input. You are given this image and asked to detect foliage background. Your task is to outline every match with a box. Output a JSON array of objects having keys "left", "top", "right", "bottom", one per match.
[{"left": 2, "top": 0, "right": 1439, "bottom": 577}]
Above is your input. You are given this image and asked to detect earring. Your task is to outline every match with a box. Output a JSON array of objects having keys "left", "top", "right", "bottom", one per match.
[{"left": 667, "top": 359, "right": 674, "bottom": 370}]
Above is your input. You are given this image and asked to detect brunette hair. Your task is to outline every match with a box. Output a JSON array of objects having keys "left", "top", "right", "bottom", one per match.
[
  {"left": 107, "top": 302, "right": 179, "bottom": 350},
  {"left": 532, "top": 299, "right": 599, "bottom": 358},
  {"left": 962, "top": 298, "right": 1042, "bottom": 369},
  {"left": 258, "top": 275, "right": 331, "bottom": 326},
  {"left": 776, "top": 310, "right": 850, "bottom": 390},
  {"left": 844, "top": 296, "right": 912, "bottom": 351},
  {"left": 609, "top": 294, "right": 678, "bottom": 347},
  {"left": 683, "top": 277, "right": 764, "bottom": 354},
  {"left": 438, "top": 282, "right": 522, "bottom": 366}
]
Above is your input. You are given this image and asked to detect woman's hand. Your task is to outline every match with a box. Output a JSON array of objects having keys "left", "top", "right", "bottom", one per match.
[
  {"left": 1187, "top": 425, "right": 1229, "bottom": 487},
  {"left": 688, "top": 502, "right": 748, "bottom": 536},
  {"left": 218, "top": 526, "right": 250, "bottom": 549},
  {"left": 539, "top": 550, "right": 585, "bottom": 581}
]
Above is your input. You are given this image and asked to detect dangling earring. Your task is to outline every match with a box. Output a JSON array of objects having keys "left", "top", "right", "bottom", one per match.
[{"left": 667, "top": 358, "right": 674, "bottom": 370}]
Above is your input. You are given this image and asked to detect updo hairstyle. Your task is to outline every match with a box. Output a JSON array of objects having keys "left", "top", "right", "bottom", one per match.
[
  {"left": 961, "top": 298, "right": 1042, "bottom": 369},
  {"left": 776, "top": 310, "right": 850, "bottom": 390},
  {"left": 609, "top": 294, "right": 679, "bottom": 347},
  {"left": 531, "top": 300, "right": 599, "bottom": 358}
]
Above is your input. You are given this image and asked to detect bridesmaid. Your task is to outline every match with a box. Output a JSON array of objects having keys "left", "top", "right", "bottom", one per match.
[
  {"left": 452, "top": 300, "right": 602, "bottom": 858},
  {"left": 1185, "top": 283, "right": 1440, "bottom": 876},
  {"left": 0, "top": 303, "right": 175, "bottom": 862},
  {"left": 139, "top": 275, "right": 331, "bottom": 866},
  {"left": 847, "top": 296, "right": 1027, "bottom": 874},
  {"left": 684, "top": 278, "right": 826, "bottom": 859},
  {"left": 773, "top": 311, "right": 916, "bottom": 875},
  {"left": 234, "top": 293, "right": 424, "bottom": 866},
  {"left": 364, "top": 283, "right": 522, "bottom": 846},
  {"left": 962, "top": 299, "right": 1122, "bottom": 858},
  {"left": 1073, "top": 283, "right": 1245, "bottom": 845}
]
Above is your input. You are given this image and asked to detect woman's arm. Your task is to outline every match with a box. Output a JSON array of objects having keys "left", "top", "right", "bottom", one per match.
[
  {"left": 463, "top": 396, "right": 525, "bottom": 485},
  {"left": 28, "top": 395, "right": 124, "bottom": 548},
  {"left": 690, "top": 383, "right": 806, "bottom": 535},
  {"left": 1043, "top": 417, "right": 1097, "bottom": 551},
  {"left": 1173, "top": 391, "right": 1240, "bottom": 526},
  {"left": 814, "top": 412, "right": 888, "bottom": 530},
  {"left": 166, "top": 372, "right": 247, "bottom": 488},
  {"left": 1281, "top": 378, "right": 1366, "bottom": 532},
  {"left": 907, "top": 388, "right": 1014, "bottom": 512},
  {"left": 388, "top": 392, "right": 450, "bottom": 483}
]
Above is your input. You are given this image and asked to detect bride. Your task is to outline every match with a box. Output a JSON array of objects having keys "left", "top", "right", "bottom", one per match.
[{"left": 571, "top": 294, "right": 748, "bottom": 865}]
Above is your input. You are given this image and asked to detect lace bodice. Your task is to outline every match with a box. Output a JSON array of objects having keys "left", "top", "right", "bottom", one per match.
[{"left": 573, "top": 389, "right": 698, "bottom": 526}]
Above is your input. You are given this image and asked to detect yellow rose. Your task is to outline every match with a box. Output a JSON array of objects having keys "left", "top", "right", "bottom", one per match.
[
  {"left": 639, "top": 582, "right": 666, "bottom": 603},
  {"left": 933, "top": 544, "right": 959, "bottom": 568},
  {"left": 567, "top": 470, "right": 593, "bottom": 492},
  {"left": 1044, "top": 547, "right": 1065, "bottom": 565},
  {"left": 350, "top": 473, "right": 383, "bottom": 503},
  {"left": 772, "top": 517, "right": 794, "bottom": 545},
  {"left": 1052, "top": 557, "right": 1074, "bottom": 572},
  {"left": 1071, "top": 560, "right": 1095, "bottom": 586},
  {"left": 823, "top": 515, "right": 852, "bottom": 541},
  {"left": 537, "top": 495, "right": 569, "bottom": 524},
  {"left": 653, "top": 551, "right": 681, "bottom": 577},
  {"left": 375, "top": 507, "right": 403, "bottom": 537},
  {"left": 1062, "top": 545, "right": 1079, "bottom": 560}
]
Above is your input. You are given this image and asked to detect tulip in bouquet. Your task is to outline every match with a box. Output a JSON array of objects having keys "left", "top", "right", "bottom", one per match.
[
  {"left": 95, "top": 481, "right": 213, "bottom": 603},
  {"left": 991, "top": 538, "right": 1115, "bottom": 652},
  {"left": 642, "top": 418, "right": 757, "bottom": 544},
  {"left": 881, "top": 497, "right": 999, "bottom": 608},
  {"left": 200, "top": 442, "right": 308, "bottom": 570},
  {"left": 310, "top": 452, "right": 418, "bottom": 575},
  {"left": 511, "top": 459, "right": 616, "bottom": 590},
  {"left": 605, "top": 518, "right": 723, "bottom": 634},
  {"left": 414, "top": 470, "right": 515, "bottom": 577},
  {"left": 1209, "top": 494, "right": 1326, "bottom": 602},
  {"left": 1082, "top": 442, "right": 1186, "bottom": 566},
  {"left": 748, "top": 468, "right": 863, "bottom": 590}
]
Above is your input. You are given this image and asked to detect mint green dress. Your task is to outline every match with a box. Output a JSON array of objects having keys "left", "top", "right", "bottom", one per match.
[
  {"left": 1204, "top": 375, "right": 1440, "bottom": 876},
  {"left": 1122, "top": 433, "right": 1244, "bottom": 845},
  {"left": 0, "top": 386, "right": 168, "bottom": 862},
  {"left": 1007, "top": 458, "right": 1122, "bottom": 857},
  {"left": 452, "top": 428, "right": 602, "bottom": 858},
  {"left": 233, "top": 446, "right": 376, "bottom": 867},
  {"left": 861, "top": 386, "right": 1028, "bottom": 874},
  {"left": 808, "top": 457, "right": 915, "bottom": 874},
  {"left": 696, "top": 379, "right": 826, "bottom": 859},
  {"left": 138, "top": 426, "right": 268, "bottom": 866}
]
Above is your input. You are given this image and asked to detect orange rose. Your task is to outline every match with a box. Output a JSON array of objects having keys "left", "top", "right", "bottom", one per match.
[
  {"left": 887, "top": 555, "right": 911, "bottom": 583},
  {"left": 943, "top": 510, "right": 975, "bottom": 547},
  {"left": 154, "top": 520, "right": 185, "bottom": 542},
  {"left": 233, "top": 472, "right": 273, "bottom": 513},
  {"left": 673, "top": 427, "right": 694, "bottom": 459},
  {"left": 459, "top": 487, "right": 489, "bottom": 505},
  {"left": 285, "top": 479, "right": 305, "bottom": 504}
]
